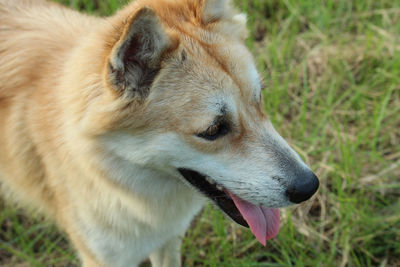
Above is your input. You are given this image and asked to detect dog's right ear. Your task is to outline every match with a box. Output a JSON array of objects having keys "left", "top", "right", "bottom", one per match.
[{"left": 107, "top": 7, "right": 173, "bottom": 98}]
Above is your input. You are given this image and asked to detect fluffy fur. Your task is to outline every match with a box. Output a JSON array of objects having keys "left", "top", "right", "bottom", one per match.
[{"left": 0, "top": 0, "right": 316, "bottom": 266}]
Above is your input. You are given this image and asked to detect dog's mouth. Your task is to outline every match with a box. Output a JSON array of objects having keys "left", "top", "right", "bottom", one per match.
[
  {"left": 178, "top": 168, "right": 280, "bottom": 246},
  {"left": 178, "top": 168, "right": 248, "bottom": 227}
]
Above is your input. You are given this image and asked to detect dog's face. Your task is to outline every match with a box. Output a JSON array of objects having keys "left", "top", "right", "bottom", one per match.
[
  {"left": 80, "top": 0, "right": 318, "bottom": 244},
  {"left": 146, "top": 39, "right": 318, "bottom": 207}
]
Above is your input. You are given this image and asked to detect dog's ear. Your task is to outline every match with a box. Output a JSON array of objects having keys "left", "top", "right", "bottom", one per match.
[{"left": 108, "top": 7, "right": 173, "bottom": 98}]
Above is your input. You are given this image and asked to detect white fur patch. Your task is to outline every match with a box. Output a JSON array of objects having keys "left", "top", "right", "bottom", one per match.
[
  {"left": 233, "top": 13, "right": 247, "bottom": 25},
  {"left": 80, "top": 133, "right": 206, "bottom": 266}
]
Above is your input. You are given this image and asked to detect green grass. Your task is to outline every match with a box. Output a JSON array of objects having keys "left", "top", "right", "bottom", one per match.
[{"left": 1, "top": 0, "right": 400, "bottom": 266}]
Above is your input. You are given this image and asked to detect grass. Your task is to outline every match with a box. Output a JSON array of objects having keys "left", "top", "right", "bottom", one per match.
[{"left": 1, "top": 0, "right": 400, "bottom": 266}]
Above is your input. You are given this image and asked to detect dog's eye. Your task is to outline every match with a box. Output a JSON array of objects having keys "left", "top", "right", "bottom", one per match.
[{"left": 197, "top": 122, "right": 229, "bottom": 141}]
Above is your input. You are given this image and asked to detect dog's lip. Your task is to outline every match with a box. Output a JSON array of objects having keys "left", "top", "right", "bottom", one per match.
[{"left": 177, "top": 168, "right": 248, "bottom": 227}]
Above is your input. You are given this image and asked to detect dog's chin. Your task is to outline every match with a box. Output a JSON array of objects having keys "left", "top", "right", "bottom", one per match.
[{"left": 177, "top": 168, "right": 249, "bottom": 228}]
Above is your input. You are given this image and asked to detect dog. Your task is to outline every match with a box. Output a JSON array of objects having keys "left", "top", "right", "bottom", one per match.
[{"left": 0, "top": 0, "right": 319, "bottom": 266}]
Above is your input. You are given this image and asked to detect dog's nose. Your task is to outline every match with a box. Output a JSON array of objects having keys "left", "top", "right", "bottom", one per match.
[{"left": 285, "top": 170, "right": 319, "bottom": 204}]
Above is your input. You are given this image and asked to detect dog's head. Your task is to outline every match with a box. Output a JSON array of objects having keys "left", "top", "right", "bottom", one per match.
[{"left": 71, "top": 0, "right": 319, "bottom": 244}]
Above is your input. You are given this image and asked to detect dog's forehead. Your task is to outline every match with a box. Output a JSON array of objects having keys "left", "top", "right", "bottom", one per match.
[{"left": 182, "top": 37, "right": 261, "bottom": 105}]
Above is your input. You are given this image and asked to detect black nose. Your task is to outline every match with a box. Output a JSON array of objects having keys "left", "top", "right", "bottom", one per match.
[{"left": 285, "top": 170, "right": 319, "bottom": 204}]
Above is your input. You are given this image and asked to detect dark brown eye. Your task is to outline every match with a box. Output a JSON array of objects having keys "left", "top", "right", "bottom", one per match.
[{"left": 196, "top": 122, "right": 230, "bottom": 141}]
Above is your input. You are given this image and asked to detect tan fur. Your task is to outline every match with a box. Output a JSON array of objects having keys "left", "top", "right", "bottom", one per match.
[{"left": 0, "top": 0, "right": 313, "bottom": 266}]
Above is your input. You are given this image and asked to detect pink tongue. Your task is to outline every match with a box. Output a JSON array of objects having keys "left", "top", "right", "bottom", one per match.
[{"left": 227, "top": 191, "right": 280, "bottom": 246}]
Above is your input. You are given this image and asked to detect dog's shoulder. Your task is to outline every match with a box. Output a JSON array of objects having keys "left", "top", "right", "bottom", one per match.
[{"left": 0, "top": 0, "right": 99, "bottom": 98}]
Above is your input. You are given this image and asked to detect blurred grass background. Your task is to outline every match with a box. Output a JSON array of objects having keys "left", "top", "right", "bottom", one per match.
[{"left": 1, "top": 0, "right": 399, "bottom": 266}]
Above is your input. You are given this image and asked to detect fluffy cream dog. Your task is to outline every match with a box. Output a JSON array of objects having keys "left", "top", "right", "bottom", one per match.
[{"left": 0, "top": 0, "right": 319, "bottom": 266}]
